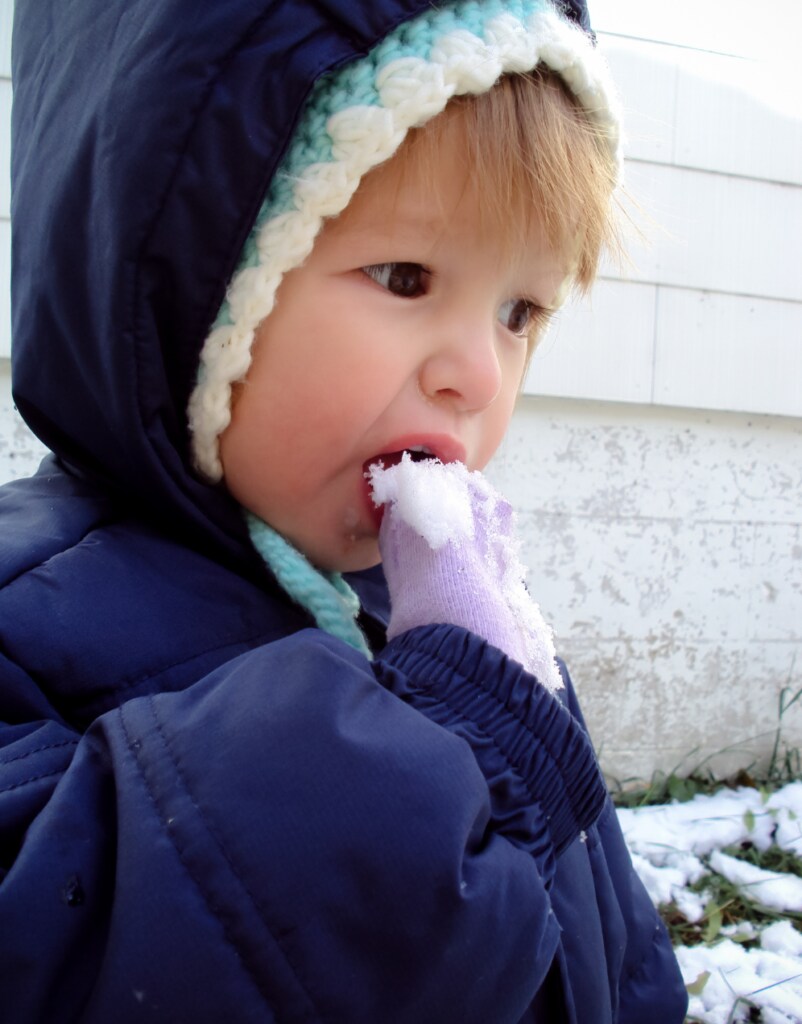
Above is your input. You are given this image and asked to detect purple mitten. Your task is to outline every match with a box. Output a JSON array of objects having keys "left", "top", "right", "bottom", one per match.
[{"left": 370, "top": 456, "right": 563, "bottom": 693}]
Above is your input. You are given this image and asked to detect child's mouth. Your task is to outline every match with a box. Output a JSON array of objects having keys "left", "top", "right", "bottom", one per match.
[
  {"left": 366, "top": 445, "right": 438, "bottom": 471},
  {"left": 361, "top": 447, "right": 441, "bottom": 529},
  {"left": 361, "top": 437, "right": 467, "bottom": 531}
]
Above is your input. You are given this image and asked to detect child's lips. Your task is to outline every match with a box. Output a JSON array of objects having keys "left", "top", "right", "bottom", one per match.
[
  {"left": 363, "top": 435, "right": 467, "bottom": 476},
  {"left": 365, "top": 448, "right": 433, "bottom": 471}
]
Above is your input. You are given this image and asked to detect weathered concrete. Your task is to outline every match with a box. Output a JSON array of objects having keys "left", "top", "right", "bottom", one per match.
[
  {"left": 0, "top": 360, "right": 45, "bottom": 480},
  {"left": 487, "top": 396, "right": 802, "bottom": 783}
]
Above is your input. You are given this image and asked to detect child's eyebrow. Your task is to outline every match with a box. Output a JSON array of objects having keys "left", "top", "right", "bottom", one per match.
[{"left": 331, "top": 208, "right": 447, "bottom": 245}]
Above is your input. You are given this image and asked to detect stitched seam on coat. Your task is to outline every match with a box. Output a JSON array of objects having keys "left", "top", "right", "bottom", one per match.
[
  {"left": 0, "top": 739, "right": 79, "bottom": 766},
  {"left": 0, "top": 767, "right": 69, "bottom": 795},
  {"left": 0, "top": 514, "right": 117, "bottom": 593},
  {"left": 146, "top": 695, "right": 322, "bottom": 1020},
  {"left": 118, "top": 702, "right": 291, "bottom": 1019}
]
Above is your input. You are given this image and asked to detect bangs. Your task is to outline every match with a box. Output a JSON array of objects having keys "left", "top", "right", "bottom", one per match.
[{"left": 397, "top": 68, "right": 620, "bottom": 294}]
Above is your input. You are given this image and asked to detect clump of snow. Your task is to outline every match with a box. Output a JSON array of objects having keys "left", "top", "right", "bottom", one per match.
[
  {"left": 368, "top": 456, "right": 476, "bottom": 550},
  {"left": 628, "top": 850, "right": 707, "bottom": 915},
  {"left": 675, "top": 886, "right": 710, "bottom": 925},
  {"left": 618, "top": 787, "right": 777, "bottom": 862},
  {"left": 619, "top": 781, "right": 802, "bottom": 1023},
  {"left": 769, "top": 781, "right": 802, "bottom": 851},
  {"left": 676, "top": 939, "right": 802, "bottom": 1023},
  {"left": 761, "top": 920, "right": 802, "bottom": 957},
  {"left": 721, "top": 920, "right": 759, "bottom": 942},
  {"left": 709, "top": 850, "right": 802, "bottom": 913}
]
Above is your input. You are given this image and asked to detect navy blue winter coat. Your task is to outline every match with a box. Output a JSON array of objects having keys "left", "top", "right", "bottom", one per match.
[{"left": 1, "top": 0, "right": 688, "bottom": 1020}]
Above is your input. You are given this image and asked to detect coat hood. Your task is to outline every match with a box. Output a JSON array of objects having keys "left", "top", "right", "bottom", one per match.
[{"left": 10, "top": 0, "right": 595, "bottom": 570}]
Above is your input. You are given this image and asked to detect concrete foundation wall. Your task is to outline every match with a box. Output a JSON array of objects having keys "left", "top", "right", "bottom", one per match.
[
  {"left": 487, "top": 397, "right": 802, "bottom": 782},
  {"left": 0, "top": 360, "right": 45, "bottom": 479}
]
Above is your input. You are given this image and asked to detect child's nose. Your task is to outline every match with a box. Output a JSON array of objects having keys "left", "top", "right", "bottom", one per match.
[{"left": 418, "top": 320, "right": 503, "bottom": 412}]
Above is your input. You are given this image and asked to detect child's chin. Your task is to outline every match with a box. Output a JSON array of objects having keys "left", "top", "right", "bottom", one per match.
[
  {"left": 335, "top": 542, "right": 383, "bottom": 575},
  {"left": 309, "top": 535, "right": 381, "bottom": 575}
]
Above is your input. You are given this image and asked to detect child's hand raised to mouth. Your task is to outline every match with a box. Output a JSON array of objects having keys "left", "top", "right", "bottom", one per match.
[{"left": 370, "top": 455, "right": 563, "bottom": 693}]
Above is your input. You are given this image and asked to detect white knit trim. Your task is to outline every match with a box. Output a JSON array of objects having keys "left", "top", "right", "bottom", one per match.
[{"left": 188, "top": 3, "right": 622, "bottom": 482}]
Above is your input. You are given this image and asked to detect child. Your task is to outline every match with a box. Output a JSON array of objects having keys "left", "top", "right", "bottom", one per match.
[{"left": 1, "top": 0, "right": 687, "bottom": 1020}]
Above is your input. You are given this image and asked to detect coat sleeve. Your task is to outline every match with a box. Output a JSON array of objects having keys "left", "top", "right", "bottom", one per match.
[{"left": 0, "top": 625, "right": 606, "bottom": 1023}]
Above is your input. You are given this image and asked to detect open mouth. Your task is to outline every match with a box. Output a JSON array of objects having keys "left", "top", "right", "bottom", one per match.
[
  {"left": 361, "top": 437, "right": 467, "bottom": 530},
  {"left": 361, "top": 447, "right": 442, "bottom": 530},
  {"left": 365, "top": 445, "right": 440, "bottom": 472}
]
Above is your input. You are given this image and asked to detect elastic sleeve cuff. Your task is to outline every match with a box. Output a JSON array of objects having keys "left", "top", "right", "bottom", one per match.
[{"left": 376, "top": 624, "right": 607, "bottom": 865}]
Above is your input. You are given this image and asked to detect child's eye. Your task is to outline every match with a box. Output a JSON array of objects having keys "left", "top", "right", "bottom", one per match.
[
  {"left": 498, "top": 298, "right": 545, "bottom": 338},
  {"left": 363, "top": 263, "right": 429, "bottom": 298}
]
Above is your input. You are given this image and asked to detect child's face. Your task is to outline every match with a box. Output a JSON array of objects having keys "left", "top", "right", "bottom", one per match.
[{"left": 220, "top": 128, "right": 569, "bottom": 572}]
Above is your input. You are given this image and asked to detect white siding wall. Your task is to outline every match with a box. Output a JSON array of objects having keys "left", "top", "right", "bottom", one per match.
[
  {"left": 1, "top": 1, "right": 800, "bottom": 780},
  {"left": 527, "top": 24, "right": 802, "bottom": 416}
]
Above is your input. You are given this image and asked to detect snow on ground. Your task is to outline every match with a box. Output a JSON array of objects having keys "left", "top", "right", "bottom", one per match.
[{"left": 618, "top": 782, "right": 802, "bottom": 1023}]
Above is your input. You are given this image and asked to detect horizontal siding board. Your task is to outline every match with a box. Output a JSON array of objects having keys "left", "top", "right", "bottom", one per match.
[
  {"left": 615, "top": 162, "right": 802, "bottom": 304},
  {"left": 654, "top": 287, "right": 802, "bottom": 418},
  {"left": 523, "top": 280, "right": 655, "bottom": 404},
  {"left": 674, "top": 49, "right": 802, "bottom": 186},
  {"left": 603, "top": 36, "right": 802, "bottom": 186},
  {"left": 602, "top": 39, "right": 676, "bottom": 166},
  {"left": 594, "top": 0, "right": 801, "bottom": 60}
]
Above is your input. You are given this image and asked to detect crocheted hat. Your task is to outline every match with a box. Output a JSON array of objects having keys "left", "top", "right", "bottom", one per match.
[{"left": 187, "top": 0, "right": 622, "bottom": 482}]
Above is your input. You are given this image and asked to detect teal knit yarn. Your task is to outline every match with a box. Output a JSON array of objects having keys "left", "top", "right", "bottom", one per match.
[{"left": 246, "top": 512, "right": 372, "bottom": 658}]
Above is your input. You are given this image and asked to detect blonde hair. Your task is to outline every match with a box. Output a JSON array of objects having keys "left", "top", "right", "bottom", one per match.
[{"left": 387, "top": 67, "right": 619, "bottom": 296}]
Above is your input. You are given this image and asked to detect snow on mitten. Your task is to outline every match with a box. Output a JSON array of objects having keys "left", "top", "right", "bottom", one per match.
[{"left": 369, "top": 456, "right": 563, "bottom": 693}]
